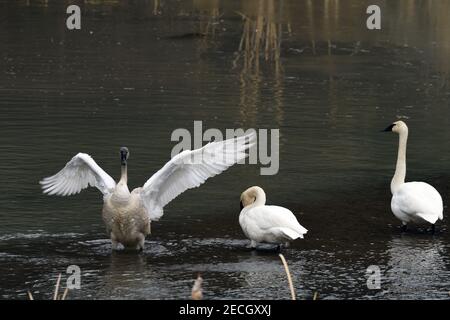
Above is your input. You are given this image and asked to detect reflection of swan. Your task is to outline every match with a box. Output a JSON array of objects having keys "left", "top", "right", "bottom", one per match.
[
  {"left": 384, "top": 236, "right": 448, "bottom": 299},
  {"left": 383, "top": 121, "right": 443, "bottom": 232},
  {"left": 40, "top": 133, "right": 255, "bottom": 251},
  {"left": 223, "top": 253, "right": 306, "bottom": 299},
  {"left": 96, "top": 253, "right": 170, "bottom": 299},
  {"left": 239, "top": 186, "right": 307, "bottom": 249}
]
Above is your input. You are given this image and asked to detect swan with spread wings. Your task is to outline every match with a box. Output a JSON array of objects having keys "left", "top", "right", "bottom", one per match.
[{"left": 40, "top": 133, "right": 256, "bottom": 251}]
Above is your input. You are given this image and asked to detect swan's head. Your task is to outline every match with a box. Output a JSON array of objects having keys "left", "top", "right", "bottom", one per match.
[
  {"left": 383, "top": 120, "right": 408, "bottom": 134},
  {"left": 240, "top": 186, "right": 266, "bottom": 210},
  {"left": 120, "top": 147, "right": 129, "bottom": 165}
]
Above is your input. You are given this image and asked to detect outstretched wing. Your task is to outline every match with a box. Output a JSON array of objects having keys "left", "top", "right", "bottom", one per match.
[
  {"left": 141, "top": 132, "right": 256, "bottom": 220},
  {"left": 40, "top": 153, "right": 116, "bottom": 196}
]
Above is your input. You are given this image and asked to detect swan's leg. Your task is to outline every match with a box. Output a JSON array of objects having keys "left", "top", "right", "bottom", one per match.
[
  {"left": 111, "top": 234, "right": 120, "bottom": 251},
  {"left": 431, "top": 224, "right": 436, "bottom": 235},
  {"left": 250, "top": 240, "right": 257, "bottom": 250},
  {"left": 401, "top": 223, "right": 407, "bottom": 232},
  {"left": 147, "top": 221, "right": 151, "bottom": 235},
  {"left": 136, "top": 234, "right": 145, "bottom": 252}
]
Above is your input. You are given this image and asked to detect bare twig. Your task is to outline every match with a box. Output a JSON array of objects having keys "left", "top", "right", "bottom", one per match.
[
  {"left": 279, "top": 254, "right": 296, "bottom": 300},
  {"left": 27, "top": 273, "right": 69, "bottom": 300},
  {"left": 61, "top": 287, "right": 69, "bottom": 300},
  {"left": 53, "top": 273, "right": 62, "bottom": 300}
]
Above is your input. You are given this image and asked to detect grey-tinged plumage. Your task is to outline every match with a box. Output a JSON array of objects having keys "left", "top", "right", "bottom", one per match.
[{"left": 40, "top": 133, "right": 256, "bottom": 251}]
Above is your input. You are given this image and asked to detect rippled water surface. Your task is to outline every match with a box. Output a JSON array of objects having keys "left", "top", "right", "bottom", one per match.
[{"left": 1, "top": 0, "right": 450, "bottom": 300}]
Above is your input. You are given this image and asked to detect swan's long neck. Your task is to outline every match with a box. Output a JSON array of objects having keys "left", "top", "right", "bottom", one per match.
[
  {"left": 253, "top": 187, "right": 266, "bottom": 206},
  {"left": 391, "top": 130, "right": 408, "bottom": 194},
  {"left": 119, "top": 163, "right": 128, "bottom": 185},
  {"left": 114, "top": 163, "right": 130, "bottom": 198}
]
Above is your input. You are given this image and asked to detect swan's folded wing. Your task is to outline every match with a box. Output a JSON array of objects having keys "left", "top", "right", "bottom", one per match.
[
  {"left": 40, "top": 153, "right": 116, "bottom": 196},
  {"left": 270, "top": 227, "right": 304, "bottom": 240},
  {"left": 250, "top": 205, "right": 308, "bottom": 236},
  {"left": 394, "top": 182, "right": 443, "bottom": 223},
  {"left": 141, "top": 132, "right": 256, "bottom": 220}
]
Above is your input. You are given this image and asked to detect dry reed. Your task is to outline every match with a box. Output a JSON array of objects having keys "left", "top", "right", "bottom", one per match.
[
  {"left": 278, "top": 253, "right": 296, "bottom": 300},
  {"left": 27, "top": 273, "right": 69, "bottom": 300}
]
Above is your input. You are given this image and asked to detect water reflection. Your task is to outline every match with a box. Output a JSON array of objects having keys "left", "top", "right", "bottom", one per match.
[
  {"left": 383, "top": 235, "right": 450, "bottom": 299},
  {"left": 194, "top": 0, "right": 221, "bottom": 37},
  {"left": 153, "top": 0, "right": 161, "bottom": 16},
  {"left": 1, "top": 0, "right": 450, "bottom": 300},
  {"left": 97, "top": 253, "right": 155, "bottom": 299},
  {"left": 233, "top": 1, "right": 285, "bottom": 127}
]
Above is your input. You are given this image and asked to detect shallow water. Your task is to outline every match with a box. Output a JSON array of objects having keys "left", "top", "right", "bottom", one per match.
[{"left": 0, "top": 0, "right": 450, "bottom": 300}]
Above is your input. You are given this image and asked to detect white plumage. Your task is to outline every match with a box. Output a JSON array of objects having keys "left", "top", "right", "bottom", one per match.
[
  {"left": 384, "top": 121, "right": 443, "bottom": 230},
  {"left": 142, "top": 133, "right": 253, "bottom": 221},
  {"left": 40, "top": 132, "right": 256, "bottom": 250},
  {"left": 40, "top": 153, "right": 116, "bottom": 197},
  {"left": 391, "top": 182, "right": 443, "bottom": 225},
  {"left": 239, "top": 186, "right": 307, "bottom": 248}
]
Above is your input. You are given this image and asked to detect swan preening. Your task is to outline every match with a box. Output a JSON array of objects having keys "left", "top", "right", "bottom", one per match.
[
  {"left": 384, "top": 121, "right": 443, "bottom": 232},
  {"left": 239, "top": 186, "right": 308, "bottom": 249},
  {"left": 40, "top": 133, "right": 256, "bottom": 250}
]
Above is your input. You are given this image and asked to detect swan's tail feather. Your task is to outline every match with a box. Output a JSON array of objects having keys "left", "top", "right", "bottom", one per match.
[
  {"left": 275, "top": 227, "right": 304, "bottom": 241},
  {"left": 416, "top": 212, "right": 439, "bottom": 225}
]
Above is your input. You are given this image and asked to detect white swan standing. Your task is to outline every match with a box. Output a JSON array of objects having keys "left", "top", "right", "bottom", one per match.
[
  {"left": 40, "top": 133, "right": 256, "bottom": 251},
  {"left": 239, "top": 186, "right": 307, "bottom": 249},
  {"left": 384, "top": 121, "right": 443, "bottom": 232}
]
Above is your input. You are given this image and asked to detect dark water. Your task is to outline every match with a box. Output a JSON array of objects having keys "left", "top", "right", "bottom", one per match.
[{"left": 1, "top": 0, "right": 450, "bottom": 300}]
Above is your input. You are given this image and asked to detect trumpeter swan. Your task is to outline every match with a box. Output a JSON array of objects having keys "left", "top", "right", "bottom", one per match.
[
  {"left": 383, "top": 121, "right": 443, "bottom": 232},
  {"left": 239, "top": 186, "right": 307, "bottom": 249},
  {"left": 40, "top": 133, "right": 256, "bottom": 251}
]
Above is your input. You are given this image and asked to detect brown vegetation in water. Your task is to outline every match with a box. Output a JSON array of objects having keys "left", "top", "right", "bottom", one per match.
[{"left": 27, "top": 273, "right": 69, "bottom": 300}]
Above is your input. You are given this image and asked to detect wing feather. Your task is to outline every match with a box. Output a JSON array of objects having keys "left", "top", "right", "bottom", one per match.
[
  {"left": 249, "top": 205, "right": 308, "bottom": 236},
  {"left": 141, "top": 132, "right": 256, "bottom": 220},
  {"left": 40, "top": 153, "right": 116, "bottom": 196}
]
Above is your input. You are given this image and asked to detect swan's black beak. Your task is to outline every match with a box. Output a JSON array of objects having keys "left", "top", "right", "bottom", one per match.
[
  {"left": 240, "top": 200, "right": 244, "bottom": 211},
  {"left": 382, "top": 124, "right": 395, "bottom": 132},
  {"left": 120, "top": 147, "right": 129, "bottom": 165}
]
